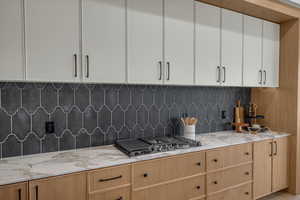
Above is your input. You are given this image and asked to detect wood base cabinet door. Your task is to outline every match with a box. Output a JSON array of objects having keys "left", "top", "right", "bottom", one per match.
[
  {"left": 29, "top": 173, "right": 86, "bottom": 200},
  {"left": 82, "top": 0, "right": 126, "bottom": 83},
  {"left": 253, "top": 140, "right": 272, "bottom": 199},
  {"left": 0, "top": 182, "right": 28, "bottom": 200},
  {"left": 272, "top": 137, "right": 289, "bottom": 192}
]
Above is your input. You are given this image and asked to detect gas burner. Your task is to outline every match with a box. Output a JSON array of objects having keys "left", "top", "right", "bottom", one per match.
[{"left": 115, "top": 136, "right": 201, "bottom": 157}]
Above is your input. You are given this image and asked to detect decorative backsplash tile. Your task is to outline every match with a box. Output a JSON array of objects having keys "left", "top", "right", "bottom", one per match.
[{"left": 0, "top": 83, "right": 250, "bottom": 158}]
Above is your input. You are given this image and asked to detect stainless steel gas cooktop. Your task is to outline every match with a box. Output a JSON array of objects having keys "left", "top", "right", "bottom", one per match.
[{"left": 115, "top": 136, "right": 201, "bottom": 157}]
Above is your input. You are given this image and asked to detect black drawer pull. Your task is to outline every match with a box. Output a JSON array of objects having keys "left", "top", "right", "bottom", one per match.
[
  {"left": 116, "top": 197, "right": 123, "bottom": 200},
  {"left": 18, "top": 188, "right": 21, "bottom": 200},
  {"left": 245, "top": 192, "right": 249, "bottom": 195},
  {"left": 213, "top": 181, "right": 218, "bottom": 185},
  {"left": 143, "top": 173, "right": 148, "bottom": 178},
  {"left": 245, "top": 152, "right": 250, "bottom": 155},
  {"left": 196, "top": 186, "right": 201, "bottom": 190},
  {"left": 35, "top": 186, "right": 39, "bottom": 200},
  {"left": 245, "top": 172, "right": 250, "bottom": 175},
  {"left": 213, "top": 159, "right": 218, "bottom": 162},
  {"left": 196, "top": 162, "right": 201, "bottom": 166},
  {"left": 99, "top": 175, "right": 122, "bottom": 182}
]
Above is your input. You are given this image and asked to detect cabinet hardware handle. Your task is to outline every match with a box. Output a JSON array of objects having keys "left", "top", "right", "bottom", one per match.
[
  {"left": 245, "top": 172, "right": 250, "bottom": 175},
  {"left": 99, "top": 175, "right": 122, "bottom": 182},
  {"left": 259, "top": 70, "right": 262, "bottom": 84},
  {"left": 274, "top": 141, "right": 278, "bottom": 156},
  {"left": 196, "top": 186, "right": 201, "bottom": 190},
  {"left": 86, "top": 55, "right": 90, "bottom": 78},
  {"left": 213, "top": 181, "right": 218, "bottom": 185},
  {"left": 245, "top": 152, "right": 250, "bottom": 156},
  {"left": 167, "top": 62, "right": 170, "bottom": 81},
  {"left": 245, "top": 192, "right": 249, "bottom": 195},
  {"left": 158, "top": 61, "right": 162, "bottom": 80},
  {"left": 217, "top": 66, "right": 221, "bottom": 83},
  {"left": 116, "top": 197, "right": 123, "bottom": 200},
  {"left": 143, "top": 173, "right": 148, "bottom": 178},
  {"left": 196, "top": 162, "right": 201, "bottom": 166},
  {"left": 269, "top": 142, "right": 273, "bottom": 157},
  {"left": 35, "top": 186, "right": 39, "bottom": 200},
  {"left": 264, "top": 70, "right": 267, "bottom": 85},
  {"left": 74, "top": 54, "right": 78, "bottom": 78},
  {"left": 222, "top": 66, "right": 226, "bottom": 83},
  {"left": 213, "top": 159, "right": 218, "bottom": 162},
  {"left": 18, "top": 188, "right": 21, "bottom": 200}
]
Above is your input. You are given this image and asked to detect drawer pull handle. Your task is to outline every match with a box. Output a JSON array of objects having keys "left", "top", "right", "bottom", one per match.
[
  {"left": 245, "top": 192, "right": 249, "bottom": 195},
  {"left": 245, "top": 172, "right": 250, "bottom": 175},
  {"left": 196, "top": 162, "right": 201, "bottom": 166},
  {"left": 196, "top": 186, "right": 201, "bottom": 190},
  {"left": 35, "top": 186, "right": 39, "bottom": 200},
  {"left": 213, "top": 159, "right": 218, "bottom": 162},
  {"left": 99, "top": 175, "right": 123, "bottom": 182},
  {"left": 213, "top": 181, "right": 218, "bottom": 185},
  {"left": 245, "top": 152, "right": 250, "bottom": 155},
  {"left": 18, "top": 188, "right": 21, "bottom": 200},
  {"left": 143, "top": 173, "right": 148, "bottom": 178},
  {"left": 116, "top": 197, "right": 123, "bottom": 200}
]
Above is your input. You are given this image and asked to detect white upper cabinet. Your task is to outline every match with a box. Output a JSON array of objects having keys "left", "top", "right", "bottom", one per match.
[
  {"left": 263, "top": 21, "right": 280, "bottom": 87},
  {"left": 221, "top": 9, "right": 243, "bottom": 86},
  {"left": 82, "top": 0, "right": 126, "bottom": 83},
  {"left": 164, "top": 0, "right": 194, "bottom": 85},
  {"left": 195, "top": 2, "right": 221, "bottom": 86},
  {"left": 243, "top": 15, "right": 263, "bottom": 87},
  {"left": 0, "top": 0, "right": 25, "bottom": 81},
  {"left": 25, "top": 0, "right": 81, "bottom": 82},
  {"left": 127, "top": 0, "right": 163, "bottom": 84}
]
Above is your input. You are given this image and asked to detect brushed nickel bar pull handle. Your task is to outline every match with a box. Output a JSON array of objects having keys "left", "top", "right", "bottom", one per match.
[
  {"left": 259, "top": 70, "right": 262, "bottom": 85},
  {"left": 99, "top": 175, "right": 122, "bottom": 182},
  {"left": 18, "top": 188, "right": 21, "bottom": 200},
  {"left": 158, "top": 61, "right": 162, "bottom": 80},
  {"left": 222, "top": 66, "right": 226, "bottom": 83},
  {"left": 167, "top": 62, "right": 170, "bottom": 81},
  {"left": 86, "top": 55, "right": 90, "bottom": 78},
  {"left": 35, "top": 186, "right": 39, "bottom": 200},
  {"left": 269, "top": 141, "right": 273, "bottom": 157},
  {"left": 264, "top": 70, "right": 267, "bottom": 85},
  {"left": 74, "top": 54, "right": 78, "bottom": 78},
  {"left": 217, "top": 66, "right": 221, "bottom": 83},
  {"left": 274, "top": 141, "right": 278, "bottom": 156}
]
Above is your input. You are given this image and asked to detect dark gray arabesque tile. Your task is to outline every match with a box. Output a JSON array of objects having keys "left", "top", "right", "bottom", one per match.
[
  {"left": 60, "top": 131, "right": 75, "bottom": 151},
  {"left": 12, "top": 108, "right": 30, "bottom": 140},
  {"left": 0, "top": 109, "right": 11, "bottom": 142},
  {"left": 105, "top": 127, "right": 117, "bottom": 145},
  {"left": 112, "top": 106, "right": 124, "bottom": 131},
  {"left": 23, "top": 134, "right": 40, "bottom": 155},
  {"left": 1, "top": 83, "right": 21, "bottom": 114},
  {"left": 105, "top": 86, "right": 118, "bottom": 110},
  {"left": 22, "top": 84, "right": 40, "bottom": 113},
  {"left": 119, "top": 86, "right": 131, "bottom": 110},
  {"left": 143, "top": 88, "right": 154, "bottom": 108},
  {"left": 132, "top": 125, "right": 144, "bottom": 138},
  {"left": 118, "top": 127, "right": 130, "bottom": 140},
  {"left": 125, "top": 105, "right": 136, "bottom": 130},
  {"left": 32, "top": 108, "right": 49, "bottom": 138},
  {"left": 149, "top": 105, "right": 159, "bottom": 128},
  {"left": 98, "top": 106, "right": 111, "bottom": 133},
  {"left": 75, "top": 85, "right": 90, "bottom": 112},
  {"left": 68, "top": 107, "right": 83, "bottom": 135},
  {"left": 91, "top": 128, "right": 105, "bottom": 147},
  {"left": 2, "top": 135, "right": 21, "bottom": 158},
  {"left": 91, "top": 85, "right": 105, "bottom": 111},
  {"left": 137, "top": 105, "right": 148, "bottom": 129},
  {"left": 42, "top": 134, "right": 58, "bottom": 153},
  {"left": 59, "top": 84, "right": 74, "bottom": 112},
  {"left": 160, "top": 106, "right": 169, "bottom": 126},
  {"left": 41, "top": 84, "right": 58, "bottom": 113},
  {"left": 76, "top": 130, "right": 90, "bottom": 149},
  {"left": 50, "top": 107, "right": 66, "bottom": 137},
  {"left": 131, "top": 86, "right": 143, "bottom": 108},
  {"left": 154, "top": 87, "right": 165, "bottom": 109},
  {"left": 84, "top": 106, "right": 97, "bottom": 133},
  {"left": 144, "top": 125, "right": 154, "bottom": 138}
]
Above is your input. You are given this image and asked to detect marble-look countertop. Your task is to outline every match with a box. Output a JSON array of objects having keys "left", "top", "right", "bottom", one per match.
[{"left": 0, "top": 131, "right": 290, "bottom": 186}]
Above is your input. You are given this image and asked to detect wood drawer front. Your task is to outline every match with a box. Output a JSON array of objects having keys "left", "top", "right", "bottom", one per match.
[
  {"left": 183, "top": 175, "right": 206, "bottom": 199},
  {"left": 179, "top": 151, "right": 206, "bottom": 176},
  {"left": 224, "top": 143, "right": 252, "bottom": 167},
  {"left": 88, "top": 165, "right": 131, "bottom": 192},
  {"left": 207, "top": 190, "right": 231, "bottom": 200},
  {"left": 207, "top": 149, "right": 224, "bottom": 171},
  {"left": 0, "top": 182, "right": 28, "bottom": 200},
  {"left": 207, "top": 171, "right": 225, "bottom": 194},
  {"left": 89, "top": 186, "right": 130, "bottom": 200},
  {"left": 231, "top": 183, "right": 252, "bottom": 200}
]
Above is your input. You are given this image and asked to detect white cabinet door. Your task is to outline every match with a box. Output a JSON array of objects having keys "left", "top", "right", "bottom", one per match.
[
  {"left": 221, "top": 9, "right": 243, "bottom": 86},
  {"left": 164, "top": 0, "right": 194, "bottom": 85},
  {"left": 243, "top": 15, "right": 263, "bottom": 87},
  {"left": 195, "top": 2, "right": 221, "bottom": 86},
  {"left": 127, "top": 0, "right": 163, "bottom": 84},
  {"left": 0, "top": 0, "right": 25, "bottom": 81},
  {"left": 25, "top": 0, "right": 80, "bottom": 82},
  {"left": 82, "top": 0, "right": 126, "bottom": 83},
  {"left": 263, "top": 21, "right": 280, "bottom": 87}
]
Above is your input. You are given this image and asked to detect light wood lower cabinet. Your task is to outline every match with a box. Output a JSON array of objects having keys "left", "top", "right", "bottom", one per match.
[
  {"left": 253, "top": 137, "right": 289, "bottom": 199},
  {"left": 0, "top": 182, "right": 27, "bottom": 200},
  {"left": 28, "top": 173, "right": 86, "bottom": 200}
]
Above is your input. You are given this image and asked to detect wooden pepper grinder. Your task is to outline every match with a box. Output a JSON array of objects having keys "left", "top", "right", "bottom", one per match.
[{"left": 232, "top": 100, "right": 249, "bottom": 133}]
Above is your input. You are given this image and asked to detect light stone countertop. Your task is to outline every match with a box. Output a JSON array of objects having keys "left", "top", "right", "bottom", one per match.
[{"left": 0, "top": 130, "right": 290, "bottom": 186}]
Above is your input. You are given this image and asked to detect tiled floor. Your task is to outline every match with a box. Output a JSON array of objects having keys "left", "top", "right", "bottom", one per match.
[{"left": 260, "top": 192, "right": 300, "bottom": 200}]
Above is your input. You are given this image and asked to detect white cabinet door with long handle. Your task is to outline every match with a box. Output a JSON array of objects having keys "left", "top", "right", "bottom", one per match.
[
  {"left": 164, "top": 0, "right": 194, "bottom": 85},
  {"left": 82, "top": 0, "right": 126, "bottom": 84},
  {"left": 0, "top": 0, "right": 25, "bottom": 81},
  {"left": 25, "top": 0, "right": 81, "bottom": 82},
  {"left": 195, "top": 2, "right": 221, "bottom": 86},
  {"left": 127, "top": 0, "right": 163, "bottom": 85},
  {"left": 221, "top": 9, "right": 243, "bottom": 87},
  {"left": 263, "top": 21, "right": 280, "bottom": 88}
]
